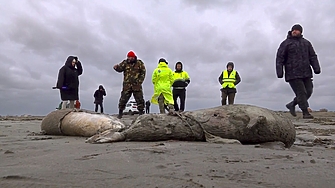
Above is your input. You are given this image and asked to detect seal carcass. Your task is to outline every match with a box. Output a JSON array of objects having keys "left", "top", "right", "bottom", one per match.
[
  {"left": 41, "top": 109, "right": 125, "bottom": 137},
  {"left": 86, "top": 104, "right": 296, "bottom": 148}
]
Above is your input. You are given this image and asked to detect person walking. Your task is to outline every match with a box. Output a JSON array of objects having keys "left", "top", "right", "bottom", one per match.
[
  {"left": 56, "top": 56, "right": 83, "bottom": 109},
  {"left": 151, "top": 58, "right": 175, "bottom": 114},
  {"left": 172, "top": 61, "right": 190, "bottom": 112},
  {"left": 93, "top": 85, "right": 106, "bottom": 113},
  {"left": 113, "top": 50, "right": 146, "bottom": 119},
  {"left": 145, "top": 100, "right": 151, "bottom": 114},
  {"left": 276, "top": 24, "right": 321, "bottom": 119},
  {"left": 218, "top": 62, "right": 241, "bottom": 105}
]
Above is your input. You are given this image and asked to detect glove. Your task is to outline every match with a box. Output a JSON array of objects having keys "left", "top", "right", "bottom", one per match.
[{"left": 277, "top": 69, "right": 284, "bottom": 78}]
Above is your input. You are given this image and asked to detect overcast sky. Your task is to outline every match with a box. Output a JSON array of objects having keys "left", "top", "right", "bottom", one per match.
[{"left": 0, "top": 0, "right": 334, "bottom": 115}]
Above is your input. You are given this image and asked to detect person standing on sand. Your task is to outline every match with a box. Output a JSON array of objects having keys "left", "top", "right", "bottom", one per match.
[
  {"left": 276, "top": 24, "right": 321, "bottom": 119},
  {"left": 151, "top": 58, "right": 175, "bottom": 115},
  {"left": 145, "top": 100, "right": 151, "bottom": 114},
  {"left": 172, "top": 61, "right": 190, "bottom": 112},
  {"left": 94, "top": 85, "right": 106, "bottom": 113},
  {"left": 113, "top": 51, "right": 146, "bottom": 119},
  {"left": 218, "top": 62, "right": 241, "bottom": 105},
  {"left": 56, "top": 56, "right": 83, "bottom": 109}
]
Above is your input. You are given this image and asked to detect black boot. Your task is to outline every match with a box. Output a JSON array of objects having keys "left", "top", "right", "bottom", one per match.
[
  {"left": 117, "top": 109, "right": 123, "bottom": 119},
  {"left": 302, "top": 109, "right": 314, "bottom": 119},
  {"left": 286, "top": 102, "right": 297, "bottom": 117},
  {"left": 138, "top": 110, "right": 144, "bottom": 115}
]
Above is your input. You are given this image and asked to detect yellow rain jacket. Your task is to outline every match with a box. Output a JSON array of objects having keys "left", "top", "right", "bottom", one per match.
[{"left": 151, "top": 62, "right": 174, "bottom": 105}]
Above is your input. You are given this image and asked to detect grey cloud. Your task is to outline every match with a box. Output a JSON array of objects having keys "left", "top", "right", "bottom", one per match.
[
  {"left": 182, "top": 0, "right": 239, "bottom": 12},
  {"left": 0, "top": 0, "right": 334, "bottom": 115}
]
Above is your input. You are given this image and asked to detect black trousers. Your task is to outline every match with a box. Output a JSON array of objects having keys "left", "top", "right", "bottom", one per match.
[
  {"left": 173, "top": 89, "right": 186, "bottom": 111},
  {"left": 288, "top": 78, "right": 313, "bottom": 110},
  {"left": 95, "top": 102, "right": 104, "bottom": 113},
  {"left": 145, "top": 107, "right": 150, "bottom": 114},
  {"left": 221, "top": 88, "right": 236, "bottom": 105}
]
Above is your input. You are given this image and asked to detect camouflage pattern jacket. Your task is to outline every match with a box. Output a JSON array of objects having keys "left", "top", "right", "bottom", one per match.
[{"left": 115, "top": 59, "right": 146, "bottom": 91}]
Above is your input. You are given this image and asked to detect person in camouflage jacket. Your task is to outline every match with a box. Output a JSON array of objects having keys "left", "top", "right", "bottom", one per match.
[{"left": 113, "top": 50, "right": 146, "bottom": 119}]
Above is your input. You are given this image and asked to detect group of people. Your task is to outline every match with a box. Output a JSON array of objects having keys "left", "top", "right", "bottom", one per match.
[
  {"left": 55, "top": 23, "right": 321, "bottom": 120},
  {"left": 113, "top": 52, "right": 191, "bottom": 119}
]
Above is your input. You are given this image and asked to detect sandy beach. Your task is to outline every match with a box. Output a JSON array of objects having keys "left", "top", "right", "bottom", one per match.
[{"left": 1, "top": 111, "right": 335, "bottom": 188}]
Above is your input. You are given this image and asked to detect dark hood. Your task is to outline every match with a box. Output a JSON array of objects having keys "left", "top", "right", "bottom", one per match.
[
  {"left": 159, "top": 58, "right": 168, "bottom": 64},
  {"left": 286, "top": 31, "right": 303, "bottom": 39},
  {"left": 226, "top": 62, "right": 234, "bottom": 70},
  {"left": 65, "top": 56, "right": 76, "bottom": 68},
  {"left": 175, "top": 61, "right": 183, "bottom": 72},
  {"left": 98, "top": 85, "right": 104, "bottom": 90}
]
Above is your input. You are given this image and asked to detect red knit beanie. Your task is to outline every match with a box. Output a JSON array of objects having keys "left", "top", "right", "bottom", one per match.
[{"left": 127, "top": 51, "right": 136, "bottom": 57}]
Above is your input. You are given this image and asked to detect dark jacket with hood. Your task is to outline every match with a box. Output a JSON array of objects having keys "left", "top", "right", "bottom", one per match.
[
  {"left": 56, "top": 56, "right": 83, "bottom": 100},
  {"left": 94, "top": 85, "right": 106, "bottom": 103},
  {"left": 145, "top": 100, "right": 151, "bottom": 108},
  {"left": 276, "top": 31, "right": 321, "bottom": 82},
  {"left": 218, "top": 62, "right": 241, "bottom": 92},
  {"left": 172, "top": 62, "right": 190, "bottom": 90}
]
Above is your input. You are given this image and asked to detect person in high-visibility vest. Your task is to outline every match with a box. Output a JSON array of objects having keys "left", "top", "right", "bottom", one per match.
[
  {"left": 172, "top": 62, "right": 190, "bottom": 112},
  {"left": 151, "top": 58, "right": 175, "bottom": 114},
  {"left": 218, "top": 62, "right": 241, "bottom": 105}
]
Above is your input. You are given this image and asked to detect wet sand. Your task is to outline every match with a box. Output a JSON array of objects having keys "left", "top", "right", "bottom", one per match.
[{"left": 1, "top": 111, "right": 335, "bottom": 188}]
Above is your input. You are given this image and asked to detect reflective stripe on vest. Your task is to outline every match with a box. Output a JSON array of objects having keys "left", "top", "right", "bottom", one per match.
[{"left": 222, "top": 70, "right": 236, "bottom": 88}]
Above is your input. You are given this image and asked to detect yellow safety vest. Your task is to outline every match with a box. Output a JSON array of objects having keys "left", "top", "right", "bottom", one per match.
[
  {"left": 173, "top": 71, "right": 189, "bottom": 82},
  {"left": 222, "top": 70, "right": 236, "bottom": 88}
]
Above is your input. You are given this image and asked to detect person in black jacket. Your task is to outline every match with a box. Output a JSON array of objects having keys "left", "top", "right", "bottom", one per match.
[
  {"left": 276, "top": 24, "right": 321, "bottom": 119},
  {"left": 145, "top": 100, "right": 151, "bottom": 114},
  {"left": 218, "top": 62, "right": 241, "bottom": 105},
  {"left": 94, "top": 85, "right": 106, "bottom": 113},
  {"left": 172, "top": 62, "right": 190, "bottom": 112},
  {"left": 56, "top": 56, "right": 83, "bottom": 109}
]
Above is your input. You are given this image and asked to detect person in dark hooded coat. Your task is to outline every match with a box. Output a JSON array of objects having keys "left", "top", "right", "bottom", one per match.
[
  {"left": 56, "top": 56, "right": 83, "bottom": 109},
  {"left": 276, "top": 24, "right": 321, "bottom": 119},
  {"left": 94, "top": 85, "right": 106, "bottom": 113},
  {"left": 218, "top": 62, "right": 241, "bottom": 105}
]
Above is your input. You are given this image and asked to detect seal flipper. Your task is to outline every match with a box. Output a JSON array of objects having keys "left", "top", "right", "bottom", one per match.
[
  {"left": 86, "top": 130, "right": 125, "bottom": 144},
  {"left": 246, "top": 116, "right": 266, "bottom": 129}
]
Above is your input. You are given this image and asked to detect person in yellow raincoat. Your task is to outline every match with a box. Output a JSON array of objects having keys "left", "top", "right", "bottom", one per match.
[{"left": 151, "top": 58, "right": 175, "bottom": 114}]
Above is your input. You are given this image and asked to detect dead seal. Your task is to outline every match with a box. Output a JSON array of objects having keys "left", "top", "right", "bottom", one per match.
[
  {"left": 41, "top": 109, "right": 125, "bottom": 137},
  {"left": 86, "top": 104, "right": 296, "bottom": 148}
]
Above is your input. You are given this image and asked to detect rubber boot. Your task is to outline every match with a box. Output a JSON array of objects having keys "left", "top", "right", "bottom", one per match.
[
  {"left": 286, "top": 102, "right": 297, "bottom": 117},
  {"left": 117, "top": 109, "right": 123, "bottom": 119},
  {"left": 302, "top": 109, "right": 314, "bottom": 119},
  {"left": 168, "top": 104, "right": 175, "bottom": 115}
]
